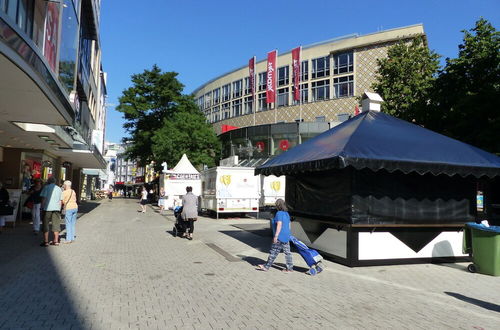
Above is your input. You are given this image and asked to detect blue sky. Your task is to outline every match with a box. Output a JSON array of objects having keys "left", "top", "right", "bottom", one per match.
[{"left": 100, "top": 0, "right": 500, "bottom": 143}]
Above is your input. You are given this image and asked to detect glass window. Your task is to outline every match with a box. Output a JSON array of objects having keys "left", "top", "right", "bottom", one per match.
[
  {"left": 258, "top": 93, "right": 267, "bottom": 111},
  {"left": 258, "top": 72, "right": 266, "bottom": 91},
  {"left": 311, "top": 56, "right": 330, "bottom": 79},
  {"left": 222, "top": 102, "right": 230, "bottom": 119},
  {"left": 213, "top": 88, "right": 220, "bottom": 104},
  {"left": 212, "top": 106, "right": 220, "bottom": 122},
  {"left": 272, "top": 132, "right": 299, "bottom": 156},
  {"left": 333, "top": 52, "right": 354, "bottom": 75},
  {"left": 333, "top": 75, "right": 354, "bottom": 98},
  {"left": 17, "top": 0, "right": 33, "bottom": 36},
  {"left": 278, "top": 66, "right": 289, "bottom": 86},
  {"left": 232, "top": 99, "right": 242, "bottom": 117},
  {"left": 244, "top": 76, "right": 251, "bottom": 94},
  {"left": 6, "top": 0, "right": 18, "bottom": 20},
  {"left": 0, "top": 0, "right": 6, "bottom": 13},
  {"left": 301, "top": 61, "right": 308, "bottom": 81},
  {"left": 59, "top": 0, "right": 79, "bottom": 92},
  {"left": 277, "top": 88, "right": 289, "bottom": 107},
  {"left": 244, "top": 96, "right": 253, "bottom": 114},
  {"left": 222, "top": 84, "right": 231, "bottom": 101},
  {"left": 32, "top": 1, "right": 47, "bottom": 48},
  {"left": 197, "top": 96, "right": 204, "bottom": 110},
  {"left": 204, "top": 92, "right": 211, "bottom": 108},
  {"left": 312, "top": 79, "right": 330, "bottom": 101},
  {"left": 232, "top": 79, "right": 242, "bottom": 98}
]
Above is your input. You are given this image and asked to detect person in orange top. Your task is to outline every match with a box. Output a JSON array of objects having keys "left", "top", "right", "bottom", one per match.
[{"left": 61, "top": 180, "right": 78, "bottom": 244}]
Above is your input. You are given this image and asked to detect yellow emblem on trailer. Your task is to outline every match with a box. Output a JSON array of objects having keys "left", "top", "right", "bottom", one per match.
[
  {"left": 220, "top": 175, "right": 231, "bottom": 186},
  {"left": 270, "top": 181, "right": 281, "bottom": 192}
]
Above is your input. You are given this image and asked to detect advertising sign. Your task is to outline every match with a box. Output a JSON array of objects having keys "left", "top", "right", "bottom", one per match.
[
  {"left": 248, "top": 56, "right": 255, "bottom": 97},
  {"left": 292, "top": 47, "right": 301, "bottom": 101},
  {"left": 266, "top": 50, "right": 277, "bottom": 104},
  {"left": 44, "top": 2, "right": 60, "bottom": 72}
]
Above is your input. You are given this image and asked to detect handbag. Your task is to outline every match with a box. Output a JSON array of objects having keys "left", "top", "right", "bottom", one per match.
[
  {"left": 61, "top": 190, "right": 73, "bottom": 217},
  {"left": 0, "top": 204, "right": 14, "bottom": 216}
]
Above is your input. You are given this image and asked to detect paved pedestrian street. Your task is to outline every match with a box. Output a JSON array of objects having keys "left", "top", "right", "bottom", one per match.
[{"left": 0, "top": 199, "right": 499, "bottom": 330}]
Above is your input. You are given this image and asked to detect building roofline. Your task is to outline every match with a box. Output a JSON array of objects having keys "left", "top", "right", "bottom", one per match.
[{"left": 192, "top": 23, "right": 424, "bottom": 95}]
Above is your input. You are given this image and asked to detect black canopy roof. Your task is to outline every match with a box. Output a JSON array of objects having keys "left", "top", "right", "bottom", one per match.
[{"left": 256, "top": 111, "right": 500, "bottom": 178}]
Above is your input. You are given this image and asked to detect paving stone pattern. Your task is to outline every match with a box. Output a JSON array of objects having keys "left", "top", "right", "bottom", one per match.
[{"left": 0, "top": 199, "right": 499, "bottom": 329}]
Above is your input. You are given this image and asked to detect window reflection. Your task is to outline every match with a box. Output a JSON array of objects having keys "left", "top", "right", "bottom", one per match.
[{"left": 58, "top": 0, "right": 79, "bottom": 92}]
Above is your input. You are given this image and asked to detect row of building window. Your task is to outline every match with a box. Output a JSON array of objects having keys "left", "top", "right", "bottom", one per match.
[
  {"left": 202, "top": 75, "right": 354, "bottom": 123},
  {"left": 197, "top": 52, "right": 354, "bottom": 110}
]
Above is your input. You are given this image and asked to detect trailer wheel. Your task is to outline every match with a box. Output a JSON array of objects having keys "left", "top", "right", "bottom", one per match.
[{"left": 467, "top": 264, "right": 477, "bottom": 273}]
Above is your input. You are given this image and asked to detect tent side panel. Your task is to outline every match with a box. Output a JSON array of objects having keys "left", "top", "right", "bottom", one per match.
[
  {"left": 286, "top": 169, "right": 353, "bottom": 223},
  {"left": 351, "top": 169, "right": 476, "bottom": 224}
]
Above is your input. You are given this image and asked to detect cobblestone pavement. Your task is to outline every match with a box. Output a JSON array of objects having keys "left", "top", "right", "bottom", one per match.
[{"left": 0, "top": 199, "right": 499, "bottom": 330}]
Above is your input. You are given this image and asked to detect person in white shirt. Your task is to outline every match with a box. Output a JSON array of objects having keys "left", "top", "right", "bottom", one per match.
[{"left": 139, "top": 186, "right": 148, "bottom": 213}]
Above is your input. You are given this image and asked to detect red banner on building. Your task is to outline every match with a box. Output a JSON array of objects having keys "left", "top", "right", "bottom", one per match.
[
  {"left": 248, "top": 56, "right": 256, "bottom": 97},
  {"left": 292, "top": 47, "right": 301, "bottom": 101},
  {"left": 266, "top": 50, "right": 277, "bottom": 104},
  {"left": 44, "top": 2, "right": 60, "bottom": 73}
]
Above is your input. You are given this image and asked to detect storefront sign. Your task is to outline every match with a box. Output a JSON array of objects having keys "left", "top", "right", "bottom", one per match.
[
  {"left": 279, "top": 140, "right": 290, "bottom": 151},
  {"left": 266, "top": 50, "right": 277, "bottom": 104},
  {"left": 255, "top": 142, "right": 265, "bottom": 153},
  {"left": 44, "top": 2, "right": 60, "bottom": 73},
  {"left": 248, "top": 56, "right": 255, "bottom": 97},
  {"left": 168, "top": 173, "right": 200, "bottom": 180},
  {"left": 292, "top": 46, "right": 301, "bottom": 101}
]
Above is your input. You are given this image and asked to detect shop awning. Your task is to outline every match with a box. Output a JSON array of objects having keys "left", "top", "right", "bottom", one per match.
[{"left": 256, "top": 111, "right": 500, "bottom": 178}]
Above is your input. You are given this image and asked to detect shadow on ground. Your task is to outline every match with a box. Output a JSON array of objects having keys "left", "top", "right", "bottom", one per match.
[
  {"left": 0, "top": 220, "right": 86, "bottom": 328},
  {"left": 445, "top": 292, "right": 500, "bottom": 313}
]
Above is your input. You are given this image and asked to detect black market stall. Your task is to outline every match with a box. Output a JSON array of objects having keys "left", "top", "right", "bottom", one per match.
[{"left": 256, "top": 110, "right": 500, "bottom": 266}]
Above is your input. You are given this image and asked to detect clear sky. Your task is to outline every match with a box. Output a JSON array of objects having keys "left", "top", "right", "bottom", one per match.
[{"left": 100, "top": 0, "right": 500, "bottom": 143}]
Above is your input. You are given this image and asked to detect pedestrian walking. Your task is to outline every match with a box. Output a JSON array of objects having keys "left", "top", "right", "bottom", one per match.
[
  {"left": 139, "top": 186, "right": 148, "bottom": 213},
  {"left": 0, "top": 181, "right": 10, "bottom": 233},
  {"left": 158, "top": 187, "right": 166, "bottom": 213},
  {"left": 108, "top": 187, "right": 113, "bottom": 201},
  {"left": 181, "top": 186, "right": 198, "bottom": 240},
  {"left": 39, "top": 176, "right": 63, "bottom": 246},
  {"left": 257, "top": 199, "right": 294, "bottom": 272},
  {"left": 28, "top": 179, "right": 43, "bottom": 234},
  {"left": 61, "top": 180, "right": 78, "bottom": 244}
]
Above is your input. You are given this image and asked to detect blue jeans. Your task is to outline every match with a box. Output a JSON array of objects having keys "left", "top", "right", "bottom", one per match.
[{"left": 65, "top": 208, "right": 78, "bottom": 241}]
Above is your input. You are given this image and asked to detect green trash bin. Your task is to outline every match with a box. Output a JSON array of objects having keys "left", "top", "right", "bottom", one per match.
[{"left": 463, "top": 223, "right": 500, "bottom": 276}]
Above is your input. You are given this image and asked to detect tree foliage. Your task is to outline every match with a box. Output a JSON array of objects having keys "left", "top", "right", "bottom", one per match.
[
  {"left": 151, "top": 97, "right": 221, "bottom": 168},
  {"left": 373, "top": 19, "right": 500, "bottom": 154},
  {"left": 116, "top": 65, "right": 220, "bottom": 167},
  {"left": 372, "top": 36, "right": 440, "bottom": 122},
  {"left": 433, "top": 18, "right": 500, "bottom": 153}
]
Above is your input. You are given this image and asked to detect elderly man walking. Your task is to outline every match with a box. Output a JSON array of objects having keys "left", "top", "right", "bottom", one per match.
[
  {"left": 181, "top": 186, "right": 198, "bottom": 240},
  {"left": 40, "top": 176, "right": 63, "bottom": 246}
]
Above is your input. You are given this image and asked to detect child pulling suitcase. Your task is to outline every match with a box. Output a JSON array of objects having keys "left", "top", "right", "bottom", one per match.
[{"left": 289, "top": 235, "right": 324, "bottom": 275}]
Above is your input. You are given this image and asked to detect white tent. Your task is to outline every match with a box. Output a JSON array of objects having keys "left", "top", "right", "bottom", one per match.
[{"left": 159, "top": 154, "right": 201, "bottom": 209}]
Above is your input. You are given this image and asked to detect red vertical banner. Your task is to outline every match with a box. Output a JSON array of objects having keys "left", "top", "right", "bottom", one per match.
[
  {"left": 44, "top": 2, "right": 60, "bottom": 73},
  {"left": 248, "top": 57, "right": 255, "bottom": 97},
  {"left": 266, "top": 50, "right": 277, "bottom": 104},
  {"left": 354, "top": 105, "right": 360, "bottom": 116},
  {"left": 292, "top": 47, "right": 301, "bottom": 101}
]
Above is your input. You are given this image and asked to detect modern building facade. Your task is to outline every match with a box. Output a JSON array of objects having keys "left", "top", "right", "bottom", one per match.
[
  {"left": 193, "top": 25, "right": 425, "bottom": 161},
  {"left": 0, "top": 0, "right": 106, "bottom": 200}
]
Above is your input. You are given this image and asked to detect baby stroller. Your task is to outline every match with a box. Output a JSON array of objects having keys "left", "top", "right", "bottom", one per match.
[
  {"left": 172, "top": 206, "right": 184, "bottom": 237},
  {"left": 290, "top": 235, "right": 324, "bottom": 275}
]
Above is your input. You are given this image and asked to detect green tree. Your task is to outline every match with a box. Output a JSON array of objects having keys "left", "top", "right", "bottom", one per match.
[
  {"left": 116, "top": 65, "right": 184, "bottom": 165},
  {"left": 151, "top": 96, "right": 221, "bottom": 168},
  {"left": 433, "top": 18, "right": 500, "bottom": 153},
  {"left": 117, "top": 65, "right": 220, "bottom": 167},
  {"left": 372, "top": 36, "right": 441, "bottom": 123}
]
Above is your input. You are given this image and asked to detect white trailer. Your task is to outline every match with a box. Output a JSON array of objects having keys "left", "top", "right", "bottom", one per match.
[
  {"left": 260, "top": 174, "right": 286, "bottom": 208},
  {"left": 201, "top": 166, "right": 260, "bottom": 218}
]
